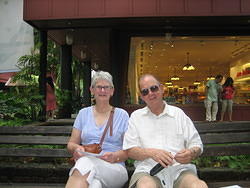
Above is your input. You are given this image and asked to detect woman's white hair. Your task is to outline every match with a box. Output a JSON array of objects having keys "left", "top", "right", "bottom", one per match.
[{"left": 91, "top": 71, "right": 114, "bottom": 88}]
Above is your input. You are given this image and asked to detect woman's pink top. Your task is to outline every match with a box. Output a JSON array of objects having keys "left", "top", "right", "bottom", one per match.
[
  {"left": 222, "top": 86, "right": 235, "bottom": 100},
  {"left": 46, "top": 83, "right": 57, "bottom": 111}
]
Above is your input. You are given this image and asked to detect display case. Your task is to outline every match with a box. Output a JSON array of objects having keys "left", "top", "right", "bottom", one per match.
[
  {"left": 231, "top": 60, "right": 250, "bottom": 104},
  {"left": 234, "top": 83, "right": 250, "bottom": 104}
]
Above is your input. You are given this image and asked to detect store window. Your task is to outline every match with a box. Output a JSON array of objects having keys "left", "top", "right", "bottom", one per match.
[{"left": 127, "top": 36, "right": 250, "bottom": 105}]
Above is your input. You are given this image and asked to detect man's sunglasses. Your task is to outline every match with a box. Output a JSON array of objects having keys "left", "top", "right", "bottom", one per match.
[{"left": 140, "top": 85, "right": 160, "bottom": 96}]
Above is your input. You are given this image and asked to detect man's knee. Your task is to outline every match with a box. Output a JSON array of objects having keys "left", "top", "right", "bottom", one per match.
[
  {"left": 175, "top": 171, "right": 208, "bottom": 188},
  {"left": 190, "top": 179, "right": 208, "bottom": 188},
  {"left": 137, "top": 176, "right": 158, "bottom": 188}
]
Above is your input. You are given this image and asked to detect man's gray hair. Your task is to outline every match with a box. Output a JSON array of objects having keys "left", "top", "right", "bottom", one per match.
[
  {"left": 91, "top": 71, "right": 114, "bottom": 88},
  {"left": 139, "top": 74, "right": 160, "bottom": 88}
]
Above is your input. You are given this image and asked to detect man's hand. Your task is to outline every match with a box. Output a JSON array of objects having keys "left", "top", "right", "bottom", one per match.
[
  {"left": 174, "top": 149, "right": 193, "bottom": 164},
  {"left": 149, "top": 148, "right": 174, "bottom": 167},
  {"left": 175, "top": 147, "right": 201, "bottom": 164}
]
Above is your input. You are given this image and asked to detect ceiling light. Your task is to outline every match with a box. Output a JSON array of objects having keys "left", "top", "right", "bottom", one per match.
[
  {"left": 206, "top": 67, "right": 215, "bottom": 80},
  {"left": 92, "top": 63, "right": 99, "bottom": 70},
  {"left": 206, "top": 76, "right": 215, "bottom": 80},
  {"left": 171, "top": 75, "right": 180, "bottom": 81},
  {"left": 183, "top": 52, "right": 195, "bottom": 71},
  {"left": 80, "top": 50, "right": 87, "bottom": 60},
  {"left": 169, "top": 41, "right": 174, "bottom": 48},
  {"left": 165, "top": 33, "right": 172, "bottom": 41},
  {"left": 200, "top": 40, "right": 205, "bottom": 46},
  {"left": 171, "top": 68, "right": 180, "bottom": 80},
  {"left": 193, "top": 80, "right": 201, "bottom": 85},
  {"left": 65, "top": 32, "right": 74, "bottom": 45},
  {"left": 183, "top": 64, "right": 195, "bottom": 70},
  {"left": 165, "top": 80, "right": 172, "bottom": 85}
]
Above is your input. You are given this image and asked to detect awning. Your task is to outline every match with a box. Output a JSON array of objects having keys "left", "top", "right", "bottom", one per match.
[{"left": 0, "top": 72, "right": 17, "bottom": 83}]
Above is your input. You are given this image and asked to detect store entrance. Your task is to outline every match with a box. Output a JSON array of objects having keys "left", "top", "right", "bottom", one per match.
[{"left": 127, "top": 35, "right": 250, "bottom": 105}]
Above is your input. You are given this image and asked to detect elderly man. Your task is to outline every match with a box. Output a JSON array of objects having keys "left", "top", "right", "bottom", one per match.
[{"left": 123, "top": 74, "right": 207, "bottom": 188}]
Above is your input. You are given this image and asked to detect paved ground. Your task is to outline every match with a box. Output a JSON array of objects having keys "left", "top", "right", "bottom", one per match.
[{"left": 0, "top": 183, "right": 64, "bottom": 188}]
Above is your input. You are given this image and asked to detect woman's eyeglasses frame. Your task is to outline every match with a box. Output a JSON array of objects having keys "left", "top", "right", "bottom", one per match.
[{"left": 94, "top": 85, "right": 113, "bottom": 91}]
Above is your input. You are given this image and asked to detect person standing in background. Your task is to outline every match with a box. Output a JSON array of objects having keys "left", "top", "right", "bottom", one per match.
[
  {"left": 220, "top": 77, "right": 235, "bottom": 122},
  {"left": 46, "top": 76, "right": 57, "bottom": 120},
  {"left": 204, "top": 74, "right": 223, "bottom": 122}
]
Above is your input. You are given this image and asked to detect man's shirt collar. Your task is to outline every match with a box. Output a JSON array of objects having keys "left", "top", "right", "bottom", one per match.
[{"left": 142, "top": 101, "right": 175, "bottom": 118}]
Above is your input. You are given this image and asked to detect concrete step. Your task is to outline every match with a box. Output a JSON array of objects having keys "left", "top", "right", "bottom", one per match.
[
  {"left": 1, "top": 181, "right": 250, "bottom": 188},
  {"left": 0, "top": 183, "right": 64, "bottom": 188}
]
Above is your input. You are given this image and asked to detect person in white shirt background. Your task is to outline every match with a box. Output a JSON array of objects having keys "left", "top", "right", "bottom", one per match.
[
  {"left": 204, "top": 74, "right": 223, "bottom": 122},
  {"left": 123, "top": 74, "right": 208, "bottom": 188}
]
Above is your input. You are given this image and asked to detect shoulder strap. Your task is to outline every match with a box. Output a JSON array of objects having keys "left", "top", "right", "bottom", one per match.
[{"left": 99, "top": 107, "right": 114, "bottom": 146}]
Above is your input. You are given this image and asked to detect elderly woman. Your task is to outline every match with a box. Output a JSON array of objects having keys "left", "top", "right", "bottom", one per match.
[{"left": 65, "top": 71, "right": 129, "bottom": 188}]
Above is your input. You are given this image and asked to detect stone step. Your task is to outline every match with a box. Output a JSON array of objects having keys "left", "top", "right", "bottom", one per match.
[{"left": 0, "top": 183, "right": 64, "bottom": 188}]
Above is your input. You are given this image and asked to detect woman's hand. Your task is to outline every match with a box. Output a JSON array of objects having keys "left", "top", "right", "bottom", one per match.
[
  {"left": 72, "top": 145, "right": 85, "bottom": 161},
  {"left": 100, "top": 152, "right": 118, "bottom": 163}
]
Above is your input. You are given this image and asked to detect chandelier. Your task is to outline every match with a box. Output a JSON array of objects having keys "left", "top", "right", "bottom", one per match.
[
  {"left": 193, "top": 80, "right": 201, "bottom": 85},
  {"left": 206, "top": 76, "right": 215, "bottom": 80},
  {"left": 183, "top": 52, "right": 195, "bottom": 71},
  {"left": 165, "top": 80, "right": 172, "bottom": 85},
  {"left": 171, "top": 68, "right": 180, "bottom": 80},
  {"left": 165, "top": 73, "right": 172, "bottom": 85},
  {"left": 206, "top": 67, "right": 215, "bottom": 80},
  {"left": 171, "top": 76, "right": 180, "bottom": 81}
]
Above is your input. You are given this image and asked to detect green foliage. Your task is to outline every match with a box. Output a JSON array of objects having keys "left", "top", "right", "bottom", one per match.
[
  {"left": 14, "top": 31, "right": 60, "bottom": 83},
  {"left": 192, "top": 155, "right": 250, "bottom": 170},
  {"left": 0, "top": 39, "right": 43, "bottom": 123},
  {"left": 0, "top": 86, "right": 43, "bottom": 125},
  {"left": 34, "top": 30, "right": 61, "bottom": 75},
  {"left": 125, "top": 158, "right": 135, "bottom": 167},
  {"left": 4, "top": 29, "right": 85, "bottom": 122},
  {"left": 15, "top": 52, "right": 40, "bottom": 79},
  {"left": 220, "top": 155, "right": 250, "bottom": 170},
  {"left": 126, "top": 155, "right": 250, "bottom": 170},
  {"left": 0, "top": 119, "right": 30, "bottom": 127},
  {"left": 1, "top": 30, "right": 62, "bottom": 124},
  {"left": 55, "top": 88, "right": 72, "bottom": 107}
]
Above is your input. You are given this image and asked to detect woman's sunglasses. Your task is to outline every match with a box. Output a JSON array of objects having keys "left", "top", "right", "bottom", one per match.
[{"left": 140, "top": 85, "right": 160, "bottom": 96}]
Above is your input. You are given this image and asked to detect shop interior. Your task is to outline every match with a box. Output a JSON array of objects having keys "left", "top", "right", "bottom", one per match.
[{"left": 127, "top": 35, "right": 250, "bottom": 105}]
